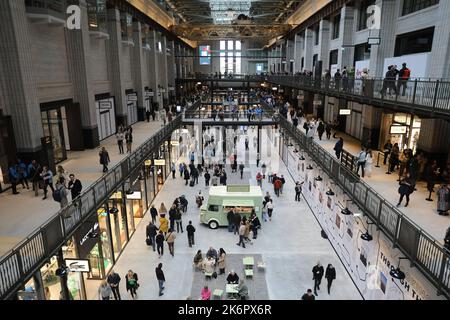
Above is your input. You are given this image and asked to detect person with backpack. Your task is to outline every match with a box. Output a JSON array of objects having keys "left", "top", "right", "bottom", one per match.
[
  {"left": 146, "top": 221, "right": 158, "bottom": 251},
  {"left": 99, "top": 147, "right": 110, "bottom": 173},
  {"left": 54, "top": 177, "right": 68, "bottom": 208},
  {"left": 40, "top": 166, "right": 55, "bottom": 200},
  {"left": 155, "top": 263, "right": 165, "bottom": 297},
  {"left": 397, "top": 63, "right": 410, "bottom": 96},
  {"left": 186, "top": 220, "right": 196, "bottom": 247}
]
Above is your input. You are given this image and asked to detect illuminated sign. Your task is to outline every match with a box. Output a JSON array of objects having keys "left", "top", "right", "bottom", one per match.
[
  {"left": 199, "top": 45, "right": 211, "bottom": 65},
  {"left": 154, "top": 159, "right": 166, "bottom": 166},
  {"left": 390, "top": 125, "right": 407, "bottom": 134},
  {"left": 339, "top": 109, "right": 352, "bottom": 115},
  {"left": 65, "top": 259, "right": 90, "bottom": 273}
]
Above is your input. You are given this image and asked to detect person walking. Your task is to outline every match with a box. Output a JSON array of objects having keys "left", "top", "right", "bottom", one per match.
[
  {"left": 273, "top": 177, "right": 282, "bottom": 197},
  {"left": 171, "top": 162, "right": 176, "bottom": 179},
  {"left": 186, "top": 221, "right": 196, "bottom": 247},
  {"left": 107, "top": 270, "right": 121, "bottom": 300},
  {"left": 218, "top": 248, "right": 226, "bottom": 275},
  {"left": 201, "top": 286, "right": 211, "bottom": 300},
  {"left": 325, "top": 121, "right": 332, "bottom": 140},
  {"left": 245, "top": 138, "right": 249, "bottom": 150},
  {"left": 40, "top": 166, "right": 55, "bottom": 200},
  {"left": 261, "top": 163, "right": 267, "bottom": 179},
  {"left": 17, "top": 159, "right": 29, "bottom": 190},
  {"left": 280, "top": 175, "right": 286, "bottom": 194},
  {"left": 98, "top": 281, "right": 112, "bottom": 300},
  {"left": 397, "top": 173, "right": 414, "bottom": 207},
  {"left": 125, "top": 128, "right": 133, "bottom": 153},
  {"left": 204, "top": 170, "right": 211, "bottom": 186},
  {"left": 325, "top": 264, "right": 336, "bottom": 295},
  {"left": 155, "top": 263, "right": 165, "bottom": 297},
  {"left": 356, "top": 148, "right": 367, "bottom": 178},
  {"left": 168, "top": 204, "right": 177, "bottom": 231},
  {"left": 116, "top": 130, "right": 124, "bottom": 154},
  {"left": 179, "top": 162, "right": 184, "bottom": 177},
  {"left": 333, "top": 138, "right": 344, "bottom": 159},
  {"left": 383, "top": 140, "right": 393, "bottom": 165},
  {"left": 184, "top": 169, "right": 190, "bottom": 185},
  {"left": 397, "top": 63, "right": 410, "bottom": 96},
  {"left": 317, "top": 121, "right": 325, "bottom": 140},
  {"left": 236, "top": 222, "right": 246, "bottom": 248},
  {"left": 256, "top": 172, "right": 263, "bottom": 187},
  {"left": 150, "top": 204, "right": 158, "bottom": 224},
  {"left": 436, "top": 184, "right": 449, "bottom": 216},
  {"left": 250, "top": 212, "right": 261, "bottom": 239},
  {"left": 175, "top": 208, "right": 183, "bottom": 233},
  {"left": 159, "top": 202, "right": 168, "bottom": 216},
  {"left": 295, "top": 181, "right": 303, "bottom": 202},
  {"left": 239, "top": 162, "right": 245, "bottom": 179},
  {"left": 365, "top": 150, "right": 373, "bottom": 178},
  {"left": 8, "top": 163, "right": 20, "bottom": 195},
  {"left": 227, "top": 208, "right": 235, "bottom": 232},
  {"left": 155, "top": 231, "right": 165, "bottom": 258},
  {"left": 160, "top": 108, "right": 167, "bottom": 126},
  {"left": 166, "top": 228, "right": 176, "bottom": 257},
  {"left": 159, "top": 214, "right": 169, "bottom": 236},
  {"left": 266, "top": 200, "right": 274, "bottom": 221},
  {"left": 67, "top": 174, "right": 82, "bottom": 200},
  {"left": 54, "top": 177, "right": 69, "bottom": 209},
  {"left": 312, "top": 262, "right": 324, "bottom": 296},
  {"left": 125, "top": 270, "right": 139, "bottom": 299},
  {"left": 99, "top": 147, "right": 110, "bottom": 173},
  {"left": 28, "top": 160, "right": 41, "bottom": 196},
  {"left": 233, "top": 211, "right": 242, "bottom": 235},
  {"left": 146, "top": 221, "right": 158, "bottom": 252}
]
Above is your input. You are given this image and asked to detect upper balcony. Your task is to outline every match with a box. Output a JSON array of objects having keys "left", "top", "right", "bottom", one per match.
[
  {"left": 87, "top": 0, "right": 109, "bottom": 39},
  {"left": 120, "top": 12, "right": 134, "bottom": 46},
  {"left": 25, "top": 0, "right": 66, "bottom": 26}
]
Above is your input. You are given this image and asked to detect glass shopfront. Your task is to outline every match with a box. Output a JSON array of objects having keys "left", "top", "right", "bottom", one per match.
[
  {"left": 108, "top": 189, "right": 128, "bottom": 259},
  {"left": 125, "top": 168, "right": 146, "bottom": 232},
  {"left": 40, "top": 256, "right": 63, "bottom": 300},
  {"left": 41, "top": 107, "right": 69, "bottom": 164},
  {"left": 379, "top": 113, "right": 422, "bottom": 153},
  {"left": 145, "top": 160, "right": 156, "bottom": 208}
]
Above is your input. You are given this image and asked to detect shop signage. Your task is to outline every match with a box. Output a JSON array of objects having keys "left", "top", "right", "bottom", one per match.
[
  {"left": 126, "top": 191, "right": 142, "bottom": 200},
  {"left": 160, "top": 89, "right": 166, "bottom": 93},
  {"left": 145, "top": 160, "right": 152, "bottom": 166},
  {"left": 169, "top": 86, "right": 175, "bottom": 91},
  {"left": 79, "top": 222, "right": 99, "bottom": 246},
  {"left": 74, "top": 217, "right": 100, "bottom": 258},
  {"left": 127, "top": 94, "right": 138, "bottom": 101},
  {"left": 339, "top": 109, "right": 352, "bottom": 115},
  {"left": 313, "top": 101, "right": 322, "bottom": 106},
  {"left": 65, "top": 259, "right": 90, "bottom": 273},
  {"left": 171, "top": 141, "right": 180, "bottom": 146},
  {"left": 145, "top": 91, "right": 154, "bottom": 97},
  {"left": 154, "top": 159, "right": 166, "bottom": 166},
  {"left": 99, "top": 101, "right": 111, "bottom": 109},
  {"left": 390, "top": 125, "right": 407, "bottom": 134}
]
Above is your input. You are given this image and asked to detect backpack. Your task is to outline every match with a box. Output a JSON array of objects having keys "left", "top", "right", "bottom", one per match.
[{"left": 52, "top": 188, "right": 63, "bottom": 202}]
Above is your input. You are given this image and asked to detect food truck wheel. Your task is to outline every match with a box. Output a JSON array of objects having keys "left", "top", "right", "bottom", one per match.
[{"left": 208, "top": 220, "right": 219, "bottom": 229}]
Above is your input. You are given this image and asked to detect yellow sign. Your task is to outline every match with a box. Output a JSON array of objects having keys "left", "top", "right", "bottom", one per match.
[
  {"left": 154, "top": 159, "right": 166, "bottom": 166},
  {"left": 171, "top": 141, "right": 180, "bottom": 146},
  {"left": 145, "top": 160, "right": 152, "bottom": 166}
]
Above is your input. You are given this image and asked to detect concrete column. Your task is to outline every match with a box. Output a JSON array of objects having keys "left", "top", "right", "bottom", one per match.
[
  {"left": 318, "top": 19, "right": 331, "bottom": 70},
  {"left": 361, "top": 104, "right": 382, "bottom": 149},
  {"left": 303, "top": 28, "right": 314, "bottom": 72},
  {"left": 106, "top": 8, "right": 127, "bottom": 125},
  {"left": 66, "top": 0, "right": 99, "bottom": 149},
  {"left": 293, "top": 33, "right": 304, "bottom": 73},
  {"left": 428, "top": 0, "right": 450, "bottom": 78},
  {"left": 148, "top": 30, "right": 158, "bottom": 94},
  {"left": 338, "top": 5, "right": 355, "bottom": 70},
  {"left": 0, "top": 0, "right": 43, "bottom": 158},
  {"left": 369, "top": 0, "right": 397, "bottom": 78},
  {"left": 132, "top": 21, "right": 146, "bottom": 121}
]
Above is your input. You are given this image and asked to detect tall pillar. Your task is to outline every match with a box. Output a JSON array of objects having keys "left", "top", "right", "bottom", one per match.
[
  {"left": 417, "top": 119, "right": 450, "bottom": 162},
  {"left": 303, "top": 28, "right": 314, "bottom": 72},
  {"left": 148, "top": 30, "right": 158, "bottom": 109},
  {"left": 428, "top": 0, "right": 450, "bottom": 78},
  {"left": 338, "top": 5, "right": 355, "bottom": 70},
  {"left": 66, "top": 0, "right": 99, "bottom": 149},
  {"left": 0, "top": 0, "right": 43, "bottom": 159},
  {"left": 369, "top": 0, "right": 397, "bottom": 78},
  {"left": 293, "top": 33, "right": 304, "bottom": 73},
  {"left": 106, "top": 8, "right": 127, "bottom": 125},
  {"left": 318, "top": 19, "right": 331, "bottom": 70},
  {"left": 132, "top": 21, "right": 146, "bottom": 121},
  {"left": 361, "top": 104, "right": 382, "bottom": 149}
]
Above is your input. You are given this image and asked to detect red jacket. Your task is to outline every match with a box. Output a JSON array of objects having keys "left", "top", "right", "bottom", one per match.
[{"left": 274, "top": 179, "right": 282, "bottom": 189}]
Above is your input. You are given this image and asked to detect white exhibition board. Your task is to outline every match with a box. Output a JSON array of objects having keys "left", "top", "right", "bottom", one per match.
[
  {"left": 383, "top": 53, "right": 430, "bottom": 79},
  {"left": 280, "top": 143, "right": 445, "bottom": 300}
]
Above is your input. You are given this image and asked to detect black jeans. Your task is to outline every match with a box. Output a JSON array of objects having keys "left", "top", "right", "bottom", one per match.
[
  {"left": 157, "top": 243, "right": 164, "bottom": 255},
  {"left": 205, "top": 179, "right": 210, "bottom": 186},
  {"left": 176, "top": 221, "right": 183, "bottom": 233},
  {"left": 102, "top": 164, "right": 108, "bottom": 172},
  {"left": 357, "top": 161, "right": 366, "bottom": 177},
  {"left": 314, "top": 278, "right": 322, "bottom": 294},
  {"left": 118, "top": 141, "right": 124, "bottom": 154},
  {"left": 43, "top": 181, "right": 55, "bottom": 197},
  {"left": 295, "top": 192, "right": 301, "bottom": 201},
  {"left": 237, "top": 235, "right": 246, "bottom": 248},
  {"left": 398, "top": 193, "right": 410, "bottom": 205},
  {"left": 111, "top": 286, "right": 121, "bottom": 300},
  {"left": 129, "top": 286, "right": 137, "bottom": 298},
  {"left": 188, "top": 234, "right": 195, "bottom": 247},
  {"left": 327, "top": 279, "right": 333, "bottom": 294},
  {"left": 383, "top": 152, "right": 390, "bottom": 165}
]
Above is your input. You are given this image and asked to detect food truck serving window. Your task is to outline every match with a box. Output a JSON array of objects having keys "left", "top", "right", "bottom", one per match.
[
  {"left": 223, "top": 200, "right": 255, "bottom": 214},
  {"left": 208, "top": 205, "right": 219, "bottom": 212}
]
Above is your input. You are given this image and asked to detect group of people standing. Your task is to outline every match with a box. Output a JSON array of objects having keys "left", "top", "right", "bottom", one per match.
[{"left": 115, "top": 125, "right": 133, "bottom": 155}]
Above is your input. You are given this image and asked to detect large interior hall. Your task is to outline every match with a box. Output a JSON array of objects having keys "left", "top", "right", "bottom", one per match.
[{"left": 0, "top": 0, "right": 449, "bottom": 305}]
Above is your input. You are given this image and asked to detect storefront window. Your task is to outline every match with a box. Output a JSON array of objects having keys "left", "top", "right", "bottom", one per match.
[
  {"left": 62, "top": 239, "right": 84, "bottom": 300},
  {"left": 41, "top": 256, "right": 62, "bottom": 300},
  {"left": 109, "top": 191, "right": 128, "bottom": 258},
  {"left": 98, "top": 207, "right": 113, "bottom": 273},
  {"left": 145, "top": 161, "right": 155, "bottom": 207},
  {"left": 41, "top": 108, "right": 67, "bottom": 164}
]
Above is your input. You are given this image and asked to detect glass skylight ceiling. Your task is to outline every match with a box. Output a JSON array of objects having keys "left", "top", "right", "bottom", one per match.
[{"left": 209, "top": 0, "right": 251, "bottom": 24}]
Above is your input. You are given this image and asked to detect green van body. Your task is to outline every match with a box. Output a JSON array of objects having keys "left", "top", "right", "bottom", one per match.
[{"left": 200, "top": 185, "right": 263, "bottom": 229}]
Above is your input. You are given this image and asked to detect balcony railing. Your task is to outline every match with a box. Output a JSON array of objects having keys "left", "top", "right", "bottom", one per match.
[
  {"left": 25, "top": 0, "right": 66, "bottom": 21},
  {"left": 0, "top": 100, "right": 201, "bottom": 300},
  {"left": 261, "top": 101, "right": 450, "bottom": 299},
  {"left": 267, "top": 75, "right": 450, "bottom": 116}
]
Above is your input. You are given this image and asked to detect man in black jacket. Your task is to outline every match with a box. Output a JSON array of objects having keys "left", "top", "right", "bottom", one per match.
[
  {"left": 146, "top": 222, "right": 158, "bottom": 251},
  {"left": 250, "top": 213, "right": 261, "bottom": 239},
  {"left": 204, "top": 170, "right": 211, "bottom": 186},
  {"left": 226, "top": 270, "right": 239, "bottom": 284},
  {"left": 169, "top": 204, "right": 177, "bottom": 231},
  {"left": 312, "top": 262, "right": 324, "bottom": 296},
  {"left": 155, "top": 263, "right": 165, "bottom": 296},
  {"left": 155, "top": 231, "right": 165, "bottom": 258},
  {"left": 227, "top": 209, "right": 235, "bottom": 232},
  {"left": 107, "top": 270, "right": 121, "bottom": 300},
  {"left": 233, "top": 211, "right": 242, "bottom": 235},
  {"left": 186, "top": 220, "right": 196, "bottom": 247},
  {"left": 67, "top": 174, "right": 82, "bottom": 200},
  {"left": 239, "top": 162, "right": 245, "bottom": 179}
]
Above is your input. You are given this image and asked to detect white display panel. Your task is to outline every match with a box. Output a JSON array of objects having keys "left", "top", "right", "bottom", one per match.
[{"left": 383, "top": 53, "right": 429, "bottom": 79}]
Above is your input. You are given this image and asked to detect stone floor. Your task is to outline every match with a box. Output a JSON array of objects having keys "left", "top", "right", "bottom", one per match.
[{"left": 108, "top": 128, "right": 362, "bottom": 300}]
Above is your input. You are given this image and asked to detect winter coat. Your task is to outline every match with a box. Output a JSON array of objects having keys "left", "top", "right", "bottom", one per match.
[
  {"left": 312, "top": 265, "right": 324, "bottom": 280},
  {"left": 159, "top": 217, "right": 169, "bottom": 233},
  {"left": 325, "top": 267, "right": 336, "bottom": 280},
  {"left": 218, "top": 253, "right": 226, "bottom": 269}
]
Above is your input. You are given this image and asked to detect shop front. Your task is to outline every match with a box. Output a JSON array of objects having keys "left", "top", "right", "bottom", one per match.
[
  {"left": 379, "top": 113, "right": 422, "bottom": 153},
  {"left": 126, "top": 91, "right": 138, "bottom": 125},
  {"left": 95, "top": 94, "right": 117, "bottom": 141}
]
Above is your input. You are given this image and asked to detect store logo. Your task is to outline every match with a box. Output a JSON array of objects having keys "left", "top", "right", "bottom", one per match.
[
  {"left": 79, "top": 222, "right": 99, "bottom": 246},
  {"left": 67, "top": 5, "right": 81, "bottom": 30},
  {"left": 366, "top": 5, "right": 381, "bottom": 30}
]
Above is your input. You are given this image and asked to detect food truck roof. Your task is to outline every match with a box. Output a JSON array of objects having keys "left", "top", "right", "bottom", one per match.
[{"left": 208, "top": 185, "right": 263, "bottom": 197}]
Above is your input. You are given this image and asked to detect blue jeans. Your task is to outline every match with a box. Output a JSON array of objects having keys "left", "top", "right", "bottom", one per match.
[
  {"left": 228, "top": 223, "right": 234, "bottom": 232},
  {"left": 158, "top": 280, "right": 165, "bottom": 295}
]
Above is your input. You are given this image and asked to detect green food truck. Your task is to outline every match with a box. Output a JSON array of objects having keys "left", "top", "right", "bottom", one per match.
[{"left": 200, "top": 185, "right": 263, "bottom": 229}]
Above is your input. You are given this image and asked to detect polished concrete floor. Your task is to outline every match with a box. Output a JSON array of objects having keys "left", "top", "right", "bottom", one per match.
[{"left": 109, "top": 128, "right": 362, "bottom": 300}]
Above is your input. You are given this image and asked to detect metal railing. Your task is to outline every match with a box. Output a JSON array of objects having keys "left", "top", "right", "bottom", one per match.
[
  {"left": 0, "top": 101, "right": 201, "bottom": 300},
  {"left": 266, "top": 75, "right": 450, "bottom": 116},
  {"left": 181, "top": 74, "right": 267, "bottom": 82},
  {"left": 183, "top": 110, "right": 275, "bottom": 122},
  {"left": 25, "top": 0, "right": 66, "bottom": 18},
  {"left": 261, "top": 101, "right": 450, "bottom": 298}
]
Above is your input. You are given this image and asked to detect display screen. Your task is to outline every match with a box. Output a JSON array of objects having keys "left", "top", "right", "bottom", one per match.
[{"left": 199, "top": 45, "right": 211, "bottom": 65}]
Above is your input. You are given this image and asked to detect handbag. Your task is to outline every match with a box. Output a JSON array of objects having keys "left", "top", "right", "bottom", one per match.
[{"left": 146, "top": 238, "right": 152, "bottom": 246}]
